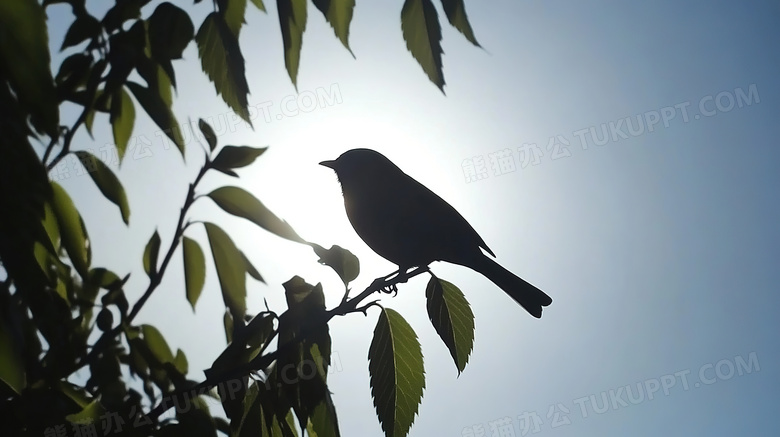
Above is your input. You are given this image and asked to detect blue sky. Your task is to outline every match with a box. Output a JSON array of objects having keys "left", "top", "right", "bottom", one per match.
[{"left": 46, "top": 0, "right": 778, "bottom": 435}]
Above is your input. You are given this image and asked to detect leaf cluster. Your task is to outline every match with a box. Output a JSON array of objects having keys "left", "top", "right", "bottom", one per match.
[{"left": 0, "top": 0, "right": 485, "bottom": 436}]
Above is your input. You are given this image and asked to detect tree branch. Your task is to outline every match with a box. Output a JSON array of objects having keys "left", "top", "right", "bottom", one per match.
[
  {"left": 145, "top": 265, "right": 432, "bottom": 422},
  {"left": 68, "top": 158, "right": 211, "bottom": 376}
]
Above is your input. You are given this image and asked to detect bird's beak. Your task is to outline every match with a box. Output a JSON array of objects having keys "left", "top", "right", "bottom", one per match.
[{"left": 319, "top": 159, "right": 336, "bottom": 169}]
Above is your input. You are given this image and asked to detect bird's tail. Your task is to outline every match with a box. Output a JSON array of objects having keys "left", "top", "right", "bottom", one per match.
[{"left": 470, "top": 255, "right": 552, "bottom": 318}]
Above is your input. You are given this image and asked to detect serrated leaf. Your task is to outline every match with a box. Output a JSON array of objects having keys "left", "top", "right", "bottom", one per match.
[
  {"left": 109, "top": 87, "right": 135, "bottom": 162},
  {"left": 142, "top": 324, "right": 175, "bottom": 364},
  {"left": 73, "top": 151, "right": 130, "bottom": 224},
  {"left": 183, "top": 237, "right": 206, "bottom": 311},
  {"left": 368, "top": 308, "right": 425, "bottom": 437},
  {"left": 50, "top": 181, "right": 90, "bottom": 276},
  {"left": 211, "top": 146, "right": 267, "bottom": 175},
  {"left": 312, "top": 0, "right": 354, "bottom": 54},
  {"left": 143, "top": 230, "right": 161, "bottom": 277},
  {"left": 276, "top": 0, "right": 307, "bottom": 88},
  {"left": 205, "top": 222, "right": 247, "bottom": 320},
  {"left": 196, "top": 12, "right": 251, "bottom": 124},
  {"left": 440, "top": 0, "right": 480, "bottom": 47},
  {"left": 148, "top": 2, "right": 194, "bottom": 60},
  {"left": 310, "top": 244, "right": 359, "bottom": 285},
  {"left": 401, "top": 0, "right": 445, "bottom": 92},
  {"left": 425, "top": 277, "right": 474, "bottom": 374},
  {"left": 61, "top": 14, "right": 100, "bottom": 50},
  {"left": 126, "top": 80, "right": 185, "bottom": 157},
  {"left": 207, "top": 186, "right": 306, "bottom": 244},
  {"left": 199, "top": 118, "right": 218, "bottom": 151},
  {"left": 221, "top": 0, "right": 247, "bottom": 36},
  {"left": 241, "top": 251, "right": 264, "bottom": 283},
  {"left": 0, "top": 0, "right": 59, "bottom": 137}
]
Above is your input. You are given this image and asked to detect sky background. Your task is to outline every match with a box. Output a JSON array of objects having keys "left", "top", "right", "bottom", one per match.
[{"left": 44, "top": 0, "right": 778, "bottom": 435}]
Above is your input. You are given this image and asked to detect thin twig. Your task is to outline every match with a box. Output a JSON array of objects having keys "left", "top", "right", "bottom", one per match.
[{"left": 68, "top": 160, "right": 211, "bottom": 376}]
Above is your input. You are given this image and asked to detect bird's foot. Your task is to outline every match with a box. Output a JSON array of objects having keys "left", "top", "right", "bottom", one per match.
[{"left": 381, "top": 283, "right": 398, "bottom": 296}]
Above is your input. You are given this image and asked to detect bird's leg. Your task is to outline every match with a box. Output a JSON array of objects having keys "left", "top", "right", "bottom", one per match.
[
  {"left": 370, "top": 271, "right": 400, "bottom": 295},
  {"left": 377, "top": 267, "right": 416, "bottom": 295}
]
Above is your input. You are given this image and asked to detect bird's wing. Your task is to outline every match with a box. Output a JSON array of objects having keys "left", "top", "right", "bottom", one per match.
[{"left": 400, "top": 173, "right": 496, "bottom": 259}]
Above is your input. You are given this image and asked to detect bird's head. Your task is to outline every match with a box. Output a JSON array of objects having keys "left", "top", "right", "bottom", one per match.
[{"left": 319, "top": 148, "right": 400, "bottom": 188}]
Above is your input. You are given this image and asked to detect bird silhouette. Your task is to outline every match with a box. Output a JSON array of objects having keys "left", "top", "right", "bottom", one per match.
[{"left": 320, "top": 148, "right": 552, "bottom": 318}]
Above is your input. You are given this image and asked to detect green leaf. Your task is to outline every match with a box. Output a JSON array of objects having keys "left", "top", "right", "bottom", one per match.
[
  {"left": 73, "top": 151, "right": 130, "bottom": 224},
  {"left": 55, "top": 53, "right": 92, "bottom": 93},
  {"left": 65, "top": 400, "right": 106, "bottom": 424},
  {"left": 235, "top": 382, "right": 263, "bottom": 437},
  {"left": 109, "top": 87, "right": 135, "bottom": 162},
  {"left": 244, "top": 313, "right": 275, "bottom": 349},
  {"left": 241, "top": 251, "right": 264, "bottom": 283},
  {"left": 440, "top": 0, "right": 480, "bottom": 47},
  {"left": 148, "top": 2, "right": 194, "bottom": 60},
  {"left": 50, "top": 181, "right": 90, "bottom": 276},
  {"left": 368, "top": 308, "right": 425, "bottom": 437},
  {"left": 174, "top": 349, "right": 189, "bottom": 374},
  {"left": 205, "top": 222, "right": 247, "bottom": 320},
  {"left": 223, "top": 310, "right": 234, "bottom": 344},
  {"left": 207, "top": 186, "right": 306, "bottom": 244},
  {"left": 143, "top": 230, "right": 161, "bottom": 277},
  {"left": 250, "top": 0, "right": 266, "bottom": 12},
  {"left": 61, "top": 14, "right": 100, "bottom": 50},
  {"left": 199, "top": 118, "right": 218, "bottom": 151},
  {"left": 183, "top": 237, "right": 206, "bottom": 311},
  {"left": 425, "top": 277, "right": 474, "bottom": 374},
  {"left": 307, "top": 391, "right": 341, "bottom": 437},
  {"left": 126, "top": 80, "right": 185, "bottom": 157},
  {"left": 310, "top": 244, "right": 359, "bottom": 286},
  {"left": 56, "top": 381, "right": 93, "bottom": 408},
  {"left": 89, "top": 267, "right": 123, "bottom": 290},
  {"left": 312, "top": 0, "right": 354, "bottom": 54},
  {"left": 401, "top": 0, "right": 445, "bottom": 92},
  {"left": 221, "top": 0, "right": 247, "bottom": 36},
  {"left": 33, "top": 241, "right": 57, "bottom": 282},
  {"left": 83, "top": 88, "right": 104, "bottom": 137},
  {"left": 211, "top": 146, "right": 267, "bottom": 175},
  {"left": 0, "top": 316, "right": 26, "bottom": 394},
  {"left": 276, "top": 0, "right": 307, "bottom": 88},
  {"left": 136, "top": 56, "right": 174, "bottom": 107},
  {"left": 283, "top": 276, "right": 325, "bottom": 312},
  {"left": 0, "top": 0, "right": 59, "bottom": 137},
  {"left": 141, "top": 324, "right": 175, "bottom": 364},
  {"left": 196, "top": 12, "right": 252, "bottom": 124},
  {"left": 101, "top": 0, "right": 148, "bottom": 31},
  {"left": 41, "top": 201, "right": 61, "bottom": 253}
]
